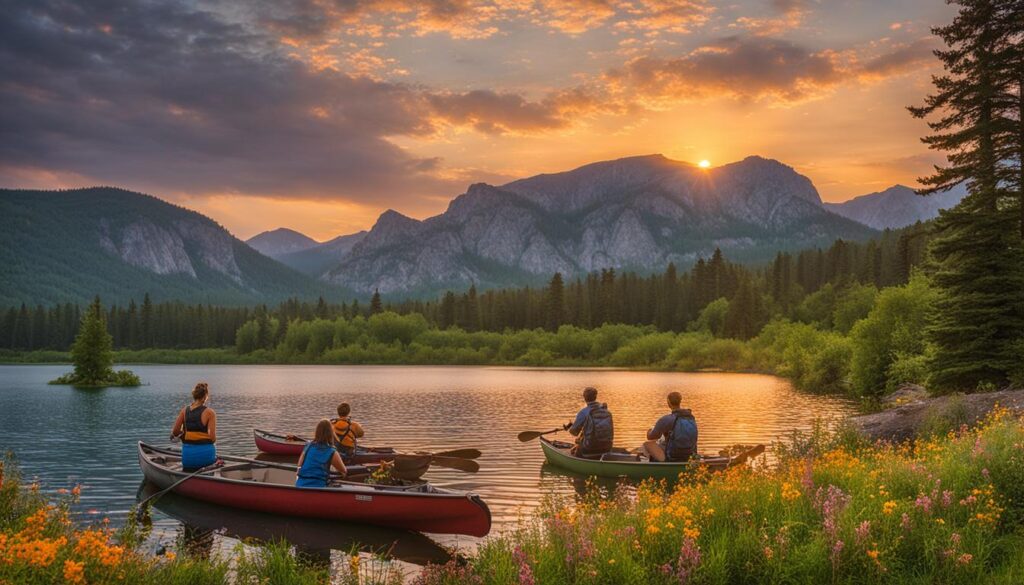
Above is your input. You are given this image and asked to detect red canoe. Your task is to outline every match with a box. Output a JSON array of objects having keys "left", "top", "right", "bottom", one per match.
[
  {"left": 138, "top": 442, "right": 491, "bottom": 537},
  {"left": 254, "top": 429, "right": 396, "bottom": 463}
]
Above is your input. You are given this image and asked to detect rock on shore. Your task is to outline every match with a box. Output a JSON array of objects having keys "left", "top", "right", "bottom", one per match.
[{"left": 850, "top": 387, "right": 1024, "bottom": 442}]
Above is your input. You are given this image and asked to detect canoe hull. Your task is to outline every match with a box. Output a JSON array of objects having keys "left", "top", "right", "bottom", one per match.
[
  {"left": 253, "top": 429, "right": 394, "bottom": 464},
  {"left": 138, "top": 443, "right": 490, "bottom": 537},
  {"left": 539, "top": 438, "right": 732, "bottom": 481}
]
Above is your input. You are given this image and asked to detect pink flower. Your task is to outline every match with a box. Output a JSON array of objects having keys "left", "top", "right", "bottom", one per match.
[
  {"left": 942, "top": 490, "right": 953, "bottom": 508},
  {"left": 901, "top": 513, "right": 912, "bottom": 531},
  {"left": 513, "top": 546, "right": 535, "bottom": 585},
  {"left": 831, "top": 540, "right": 845, "bottom": 569},
  {"left": 914, "top": 494, "right": 933, "bottom": 515},
  {"left": 671, "top": 537, "right": 702, "bottom": 584},
  {"left": 855, "top": 520, "right": 871, "bottom": 544}
]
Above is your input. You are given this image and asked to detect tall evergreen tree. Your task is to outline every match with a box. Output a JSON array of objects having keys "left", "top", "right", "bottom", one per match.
[
  {"left": 369, "top": 289, "right": 383, "bottom": 315},
  {"left": 909, "top": 0, "right": 1024, "bottom": 389},
  {"left": 545, "top": 272, "right": 565, "bottom": 331},
  {"left": 69, "top": 296, "right": 114, "bottom": 384}
]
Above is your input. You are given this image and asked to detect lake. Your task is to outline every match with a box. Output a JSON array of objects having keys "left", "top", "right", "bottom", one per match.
[{"left": 0, "top": 364, "right": 855, "bottom": 567}]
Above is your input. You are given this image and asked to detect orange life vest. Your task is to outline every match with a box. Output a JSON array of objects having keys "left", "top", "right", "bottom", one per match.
[{"left": 332, "top": 417, "right": 357, "bottom": 449}]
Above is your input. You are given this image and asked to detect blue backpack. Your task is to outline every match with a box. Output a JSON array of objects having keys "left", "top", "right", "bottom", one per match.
[
  {"left": 582, "top": 403, "right": 614, "bottom": 452},
  {"left": 666, "top": 410, "right": 698, "bottom": 461}
]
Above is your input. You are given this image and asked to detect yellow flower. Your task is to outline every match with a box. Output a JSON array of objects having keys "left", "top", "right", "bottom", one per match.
[
  {"left": 608, "top": 558, "right": 616, "bottom": 564},
  {"left": 867, "top": 549, "right": 879, "bottom": 560},
  {"left": 63, "top": 559, "right": 86, "bottom": 584},
  {"left": 164, "top": 550, "right": 177, "bottom": 561},
  {"left": 882, "top": 501, "right": 897, "bottom": 515}
]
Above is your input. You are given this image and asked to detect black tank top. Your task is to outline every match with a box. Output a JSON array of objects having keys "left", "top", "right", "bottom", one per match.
[{"left": 183, "top": 404, "right": 213, "bottom": 445}]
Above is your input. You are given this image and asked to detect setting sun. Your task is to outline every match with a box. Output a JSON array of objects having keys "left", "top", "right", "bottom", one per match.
[{"left": 698, "top": 160, "right": 711, "bottom": 168}]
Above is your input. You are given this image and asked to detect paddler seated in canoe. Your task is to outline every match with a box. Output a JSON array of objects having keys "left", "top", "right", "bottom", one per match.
[
  {"left": 642, "top": 391, "right": 698, "bottom": 462},
  {"left": 170, "top": 382, "right": 218, "bottom": 471},
  {"left": 296, "top": 419, "right": 348, "bottom": 488},
  {"left": 331, "top": 402, "right": 365, "bottom": 462},
  {"left": 563, "top": 386, "right": 614, "bottom": 457}
]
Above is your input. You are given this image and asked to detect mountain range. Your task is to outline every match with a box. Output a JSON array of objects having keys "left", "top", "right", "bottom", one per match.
[
  {"left": 316, "top": 155, "right": 878, "bottom": 294},
  {"left": 2, "top": 155, "right": 965, "bottom": 305},
  {"left": 823, "top": 184, "right": 966, "bottom": 230}
]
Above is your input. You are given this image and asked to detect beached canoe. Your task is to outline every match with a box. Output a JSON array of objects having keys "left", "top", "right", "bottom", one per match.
[
  {"left": 137, "top": 442, "right": 491, "bottom": 536},
  {"left": 539, "top": 437, "right": 764, "bottom": 481},
  {"left": 254, "top": 429, "right": 396, "bottom": 463}
]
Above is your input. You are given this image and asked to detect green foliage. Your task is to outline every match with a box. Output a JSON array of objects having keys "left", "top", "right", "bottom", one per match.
[
  {"left": 691, "top": 297, "right": 729, "bottom": 336},
  {"left": 50, "top": 297, "right": 139, "bottom": 387},
  {"left": 832, "top": 283, "right": 878, "bottom": 334},
  {"left": 849, "top": 275, "right": 935, "bottom": 397}
]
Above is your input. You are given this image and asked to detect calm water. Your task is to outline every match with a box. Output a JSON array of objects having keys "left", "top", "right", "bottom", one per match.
[{"left": 0, "top": 365, "right": 854, "bottom": 566}]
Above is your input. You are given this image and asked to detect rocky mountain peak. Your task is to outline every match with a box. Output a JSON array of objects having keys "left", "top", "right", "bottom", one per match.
[{"left": 246, "top": 227, "right": 319, "bottom": 258}]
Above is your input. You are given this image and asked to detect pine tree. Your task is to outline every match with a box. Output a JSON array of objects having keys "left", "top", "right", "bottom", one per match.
[
  {"left": 909, "top": 0, "right": 1024, "bottom": 390},
  {"left": 370, "top": 289, "right": 383, "bottom": 315},
  {"left": 69, "top": 297, "right": 115, "bottom": 384},
  {"left": 544, "top": 272, "right": 565, "bottom": 331},
  {"left": 439, "top": 291, "right": 456, "bottom": 329}
]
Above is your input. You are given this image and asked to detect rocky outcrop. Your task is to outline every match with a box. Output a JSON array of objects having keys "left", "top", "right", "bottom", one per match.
[
  {"left": 850, "top": 388, "right": 1024, "bottom": 442},
  {"left": 322, "top": 154, "right": 876, "bottom": 295}
]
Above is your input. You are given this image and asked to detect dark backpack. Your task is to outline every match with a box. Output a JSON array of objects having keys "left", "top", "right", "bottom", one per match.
[
  {"left": 666, "top": 410, "right": 698, "bottom": 461},
  {"left": 582, "top": 403, "right": 614, "bottom": 452}
]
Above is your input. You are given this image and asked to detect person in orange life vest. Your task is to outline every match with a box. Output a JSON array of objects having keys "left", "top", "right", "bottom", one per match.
[
  {"left": 170, "top": 382, "right": 218, "bottom": 471},
  {"left": 331, "top": 402, "right": 365, "bottom": 462}
]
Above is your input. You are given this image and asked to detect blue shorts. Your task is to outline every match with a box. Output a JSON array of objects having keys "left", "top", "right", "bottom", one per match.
[
  {"left": 295, "top": 476, "right": 328, "bottom": 488},
  {"left": 181, "top": 443, "right": 216, "bottom": 471}
]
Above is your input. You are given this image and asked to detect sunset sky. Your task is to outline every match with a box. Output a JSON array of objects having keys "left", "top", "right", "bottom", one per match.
[{"left": 1, "top": 0, "right": 956, "bottom": 240}]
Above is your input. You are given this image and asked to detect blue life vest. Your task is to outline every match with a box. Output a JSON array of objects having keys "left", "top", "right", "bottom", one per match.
[
  {"left": 296, "top": 443, "right": 334, "bottom": 488},
  {"left": 581, "top": 403, "right": 614, "bottom": 453},
  {"left": 666, "top": 409, "right": 698, "bottom": 461}
]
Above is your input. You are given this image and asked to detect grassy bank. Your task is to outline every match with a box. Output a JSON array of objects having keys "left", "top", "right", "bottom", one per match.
[
  {"left": 428, "top": 410, "right": 1024, "bottom": 584},
  {"left": 6, "top": 413, "right": 1024, "bottom": 583}
]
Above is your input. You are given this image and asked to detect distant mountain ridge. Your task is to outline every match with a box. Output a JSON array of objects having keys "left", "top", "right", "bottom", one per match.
[
  {"left": 274, "top": 230, "right": 368, "bottom": 277},
  {"left": 0, "top": 187, "right": 331, "bottom": 306},
  {"left": 320, "top": 155, "right": 877, "bottom": 295},
  {"left": 246, "top": 228, "right": 318, "bottom": 258},
  {"left": 824, "top": 185, "right": 967, "bottom": 230}
]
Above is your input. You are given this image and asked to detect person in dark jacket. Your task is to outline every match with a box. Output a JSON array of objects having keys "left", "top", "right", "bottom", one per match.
[
  {"left": 564, "top": 386, "right": 614, "bottom": 456},
  {"left": 643, "top": 391, "right": 698, "bottom": 462}
]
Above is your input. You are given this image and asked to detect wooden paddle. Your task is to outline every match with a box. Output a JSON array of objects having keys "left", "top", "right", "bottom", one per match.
[
  {"left": 431, "top": 448, "right": 482, "bottom": 460},
  {"left": 728, "top": 444, "right": 766, "bottom": 467},
  {"left": 517, "top": 428, "right": 564, "bottom": 442},
  {"left": 135, "top": 460, "right": 227, "bottom": 519},
  {"left": 425, "top": 455, "right": 480, "bottom": 473}
]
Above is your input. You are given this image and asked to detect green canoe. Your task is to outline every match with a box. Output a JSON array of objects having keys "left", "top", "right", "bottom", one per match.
[{"left": 539, "top": 437, "right": 764, "bottom": 481}]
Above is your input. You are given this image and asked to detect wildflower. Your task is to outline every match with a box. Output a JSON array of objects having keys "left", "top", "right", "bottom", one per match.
[
  {"left": 855, "top": 520, "right": 871, "bottom": 544},
  {"left": 882, "top": 501, "right": 897, "bottom": 515},
  {"left": 608, "top": 558, "right": 616, "bottom": 564},
  {"left": 513, "top": 546, "right": 535, "bottom": 585},
  {"left": 781, "top": 482, "right": 801, "bottom": 502},
  {"left": 63, "top": 559, "right": 85, "bottom": 584},
  {"left": 831, "top": 540, "right": 844, "bottom": 569},
  {"left": 867, "top": 549, "right": 880, "bottom": 560},
  {"left": 914, "top": 494, "right": 933, "bottom": 515},
  {"left": 763, "top": 546, "right": 773, "bottom": 560},
  {"left": 942, "top": 490, "right": 953, "bottom": 508},
  {"left": 165, "top": 550, "right": 177, "bottom": 561},
  {"left": 957, "top": 553, "right": 973, "bottom": 566},
  {"left": 982, "top": 468, "right": 990, "bottom": 480},
  {"left": 936, "top": 518, "right": 945, "bottom": 525},
  {"left": 349, "top": 554, "right": 359, "bottom": 575},
  {"left": 901, "top": 513, "right": 912, "bottom": 531}
]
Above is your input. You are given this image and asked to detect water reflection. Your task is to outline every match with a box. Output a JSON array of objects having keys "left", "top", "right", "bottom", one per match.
[{"left": 0, "top": 364, "right": 855, "bottom": 554}]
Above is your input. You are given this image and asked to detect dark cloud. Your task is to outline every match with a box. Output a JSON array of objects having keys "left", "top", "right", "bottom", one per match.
[
  {"left": 858, "top": 38, "right": 939, "bottom": 79},
  {"left": 0, "top": 0, "right": 576, "bottom": 202},
  {"left": 608, "top": 36, "right": 842, "bottom": 102}
]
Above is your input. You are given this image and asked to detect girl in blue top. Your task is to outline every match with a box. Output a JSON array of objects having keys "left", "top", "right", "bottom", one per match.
[
  {"left": 296, "top": 419, "right": 348, "bottom": 488},
  {"left": 171, "top": 382, "right": 218, "bottom": 471}
]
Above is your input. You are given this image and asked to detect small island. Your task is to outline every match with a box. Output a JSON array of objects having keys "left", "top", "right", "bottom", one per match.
[{"left": 50, "top": 296, "right": 140, "bottom": 388}]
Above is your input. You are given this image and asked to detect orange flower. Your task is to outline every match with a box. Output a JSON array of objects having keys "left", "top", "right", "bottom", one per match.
[{"left": 63, "top": 559, "right": 86, "bottom": 584}]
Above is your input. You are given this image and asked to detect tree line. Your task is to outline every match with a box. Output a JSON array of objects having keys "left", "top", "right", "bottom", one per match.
[{"left": 0, "top": 222, "right": 928, "bottom": 353}]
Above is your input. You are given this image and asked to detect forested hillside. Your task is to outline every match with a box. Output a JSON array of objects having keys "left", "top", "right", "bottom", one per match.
[{"left": 0, "top": 188, "right": 335, "bottom": 306}]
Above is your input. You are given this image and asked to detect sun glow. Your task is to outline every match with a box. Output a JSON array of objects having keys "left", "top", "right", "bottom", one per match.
[{"left": 698, "top": 160, "right": 711, "bottom": 168}]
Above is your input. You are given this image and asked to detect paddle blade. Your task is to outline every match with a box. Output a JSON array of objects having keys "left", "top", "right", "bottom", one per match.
[
  {"left": 517, "top": 430, "right": 545, "bottom": 442},
  {"left": 429, "top": 456, "right": 480, "bottom": 473},
  {"left": 730, "top": 444, "right": 766, "bottom": 466},
  {"left": 431, "top": 448, "right": 482, "bottom": 460}
]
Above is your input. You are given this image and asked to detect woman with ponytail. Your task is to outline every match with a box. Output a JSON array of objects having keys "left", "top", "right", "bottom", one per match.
[{"left": 170, "top": 382, "right": 218, "bottom": 471}]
